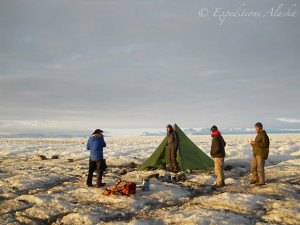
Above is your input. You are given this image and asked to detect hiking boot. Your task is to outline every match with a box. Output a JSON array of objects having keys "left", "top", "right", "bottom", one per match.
[
  {"left": 249, "top": 180, "right": 258, "bottom": 185},
  {"left": 87, "top": 184, "right": 93, "bottom": 187},
  {"left": 171, "top": 170, "right": 179, "bottom": 173},
  {"left": 213, "top": 183, "right": 225, "bottom": 188},
  {"left": 96, "top": 183, "right": 106, "bottom": 188}
]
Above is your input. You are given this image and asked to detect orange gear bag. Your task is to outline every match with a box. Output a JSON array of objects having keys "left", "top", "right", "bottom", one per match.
[{"left": 104, "top": 180, "right": 136, "bottom": 196}]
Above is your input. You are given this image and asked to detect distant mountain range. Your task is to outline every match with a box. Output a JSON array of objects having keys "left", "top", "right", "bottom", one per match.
[
  {"left": 1, "top": 128, "right": 299, "bottom": 138},
  {"left": 0, "top": 133, "right": 90, "bottom": 138},
  {"left": 142, "top": 128, "right": 300, "bottom": 136}
]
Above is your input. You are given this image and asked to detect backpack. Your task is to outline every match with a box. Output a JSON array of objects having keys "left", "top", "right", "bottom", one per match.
[
  {"left": 103, "top": 180, "right": 136, "bottom": 196},
  {"left": 265, "top": 133, "right": 270, "bottom": 148},
  {"left": 263, "top": 131, "right": 270, "bottom": 160}
]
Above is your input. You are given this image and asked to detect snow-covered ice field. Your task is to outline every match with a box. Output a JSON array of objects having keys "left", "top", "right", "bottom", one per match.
[{"left": 0, "top": 134, "right": 299, "bottom": 225}]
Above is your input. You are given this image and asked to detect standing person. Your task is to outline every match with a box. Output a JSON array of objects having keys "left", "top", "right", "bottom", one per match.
[
  {"left": 250, "top": 122, "right": 269, "bottom": 186},
  {"left": 86, "top": 129, "right": 107, "bottom": 188},
  {"left": 210, "top": 125, "right": 226, "bottom": 187},
  {"left": 166, "top": 124, "right": 180, "bottom": 173}
]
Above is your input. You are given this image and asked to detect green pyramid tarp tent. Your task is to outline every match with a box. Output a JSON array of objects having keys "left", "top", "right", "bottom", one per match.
[{"left": 137, "top": 124, "right": 214, "bottom": 171}]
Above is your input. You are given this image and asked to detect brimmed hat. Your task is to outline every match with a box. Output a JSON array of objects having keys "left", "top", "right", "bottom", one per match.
[{"left": 92, "top": 129, "right": 103, "bottom": 135}]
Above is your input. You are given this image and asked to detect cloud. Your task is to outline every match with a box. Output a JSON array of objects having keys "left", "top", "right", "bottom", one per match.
[
  {"left": 0, "top": 1, "right": 299, "bottom": 132},
  {"left": 276, "top": 118, "right": 300, "bottom": 123}
]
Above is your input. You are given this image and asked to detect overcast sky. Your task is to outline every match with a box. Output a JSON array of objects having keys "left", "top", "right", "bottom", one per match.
[{"left": 0, "top": 0, "right": 299, "bottom": 135}]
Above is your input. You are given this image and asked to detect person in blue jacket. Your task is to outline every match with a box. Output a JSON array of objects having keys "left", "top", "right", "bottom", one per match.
[{"left": 86, "top": 129, "right": 107, "bottom": 188}]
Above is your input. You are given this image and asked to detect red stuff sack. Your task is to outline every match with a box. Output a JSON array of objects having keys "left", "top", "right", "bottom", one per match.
[{"left": 104, "top": 181, "right": 136, "bottom": 196}]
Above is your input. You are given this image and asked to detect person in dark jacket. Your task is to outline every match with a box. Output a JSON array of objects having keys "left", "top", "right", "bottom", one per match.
[
  {"left": 250, "top": 122, "right": 269, "bottom": 186},
  {"left": 210, "top": 125, "right": 226, "bottom": 187},
  {"left": 166, "top": 124, "right": 180, "bottom": 173},
  {"left": 86, "top": 129, "right": 107, "bottom": 188}
]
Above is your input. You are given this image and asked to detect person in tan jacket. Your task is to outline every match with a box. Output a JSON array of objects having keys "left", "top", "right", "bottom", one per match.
[{"left": 250, "top": 122, "right": 270, "bottom": 186}]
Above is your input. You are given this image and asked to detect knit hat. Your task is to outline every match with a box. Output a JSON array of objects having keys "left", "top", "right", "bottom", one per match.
[
  {"left": 255, "top": 122, "right": 263, "bottom": 129},
  {"left": 211, "top": 125, "right": 218, "bottom": 132},
  {"left": 92, "top": 129, "right": 103, "bottom": 135}
]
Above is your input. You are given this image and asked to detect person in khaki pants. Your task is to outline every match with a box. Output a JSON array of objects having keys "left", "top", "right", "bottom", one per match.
[
  {"left": 210, "top": 125, "right": 226, "bottom": 187},
  {"left": 250, "top": 122, "right": 270, "bottom": 186}
]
